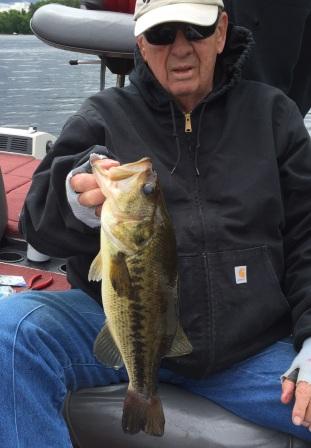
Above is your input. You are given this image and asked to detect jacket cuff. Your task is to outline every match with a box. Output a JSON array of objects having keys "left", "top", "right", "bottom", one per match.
[{"left": 65, "top": 159, "right": 101, "bottom": 228}]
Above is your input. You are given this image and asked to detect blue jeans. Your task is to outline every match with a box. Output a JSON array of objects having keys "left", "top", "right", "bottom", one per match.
[{"left": 0, "top": 289, "right": 310, "bottom": 447}]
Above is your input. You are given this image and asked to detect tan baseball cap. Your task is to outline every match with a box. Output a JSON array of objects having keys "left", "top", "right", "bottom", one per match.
[{"left": 134, "top": 0, "right": 224, "bottom": 36}]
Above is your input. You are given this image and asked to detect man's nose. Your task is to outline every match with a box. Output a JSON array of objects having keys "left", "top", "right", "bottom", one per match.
[{"left": 171, "top": 29, "right": 193, "bottom": 54}]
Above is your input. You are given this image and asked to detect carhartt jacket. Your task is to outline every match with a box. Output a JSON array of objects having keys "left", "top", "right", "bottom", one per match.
[{"left": 22, "top": 25, "right": 311, "bottom": 378}]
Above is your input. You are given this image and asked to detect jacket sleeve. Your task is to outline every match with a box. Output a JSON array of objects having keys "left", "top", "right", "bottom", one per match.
[
  {"left": 21, "top": 110, "right": 112, "bottom": 259},
  {"left": 278, "top": 99, "right": 311, "bottom": 349}
]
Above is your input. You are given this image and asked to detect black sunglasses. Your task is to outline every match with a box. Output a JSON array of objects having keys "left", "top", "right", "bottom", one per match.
[{"left": 144, "top": 21, "right": 219, "bottom": 46}]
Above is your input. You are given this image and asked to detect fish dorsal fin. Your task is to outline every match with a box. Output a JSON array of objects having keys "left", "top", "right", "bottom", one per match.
[
  {"left": 165, "top": 322, "right": 193, "bottom": 358},
  {"left": 94, "top": 322, "right": 124, "bottom": 369},
  {"left": 88, "top": 252, "right": 103, "bottom": 282},
  {"left": 110, "top": 252, "right": 132, "bottom": 297}
]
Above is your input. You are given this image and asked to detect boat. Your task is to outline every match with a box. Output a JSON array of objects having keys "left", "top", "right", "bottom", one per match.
[{"left": 0, "top": 4, "right": 309, "bottom": 447}]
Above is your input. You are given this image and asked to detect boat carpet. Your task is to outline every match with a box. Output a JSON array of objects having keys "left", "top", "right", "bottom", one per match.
[
  {"left": 0, "top": 261, "right": 70, "bottom": 292},
  {"left": 0, "top": 152, "right": 41, "bottom": 238}
]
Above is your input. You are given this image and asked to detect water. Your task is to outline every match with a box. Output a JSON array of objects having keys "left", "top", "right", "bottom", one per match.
[
  {"left": 0, "top": 34, "right": 117, "bottom": 137},
  {"left": 0, "top": 34, "right": 310, "bottom": 138}
]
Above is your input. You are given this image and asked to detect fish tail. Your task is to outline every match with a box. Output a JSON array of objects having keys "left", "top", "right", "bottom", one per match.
[
  {"left": 122, "top": 389, "right": 165, "bottom": 436},
  {"left": 145, "top": 395, "right": 165, "bottom": 436}
]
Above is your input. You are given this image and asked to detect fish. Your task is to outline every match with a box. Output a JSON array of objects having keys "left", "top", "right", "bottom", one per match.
[{"left": 88, "top": 156, "right": 192, "bottom": 436}]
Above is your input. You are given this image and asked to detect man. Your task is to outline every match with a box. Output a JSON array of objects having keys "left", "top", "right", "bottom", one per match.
[
  {"left": 2, "top": 0, "right": 311, "bottom": 445},
  {"left": 223, "top": 0, "right": 311, "bottom": 117}
]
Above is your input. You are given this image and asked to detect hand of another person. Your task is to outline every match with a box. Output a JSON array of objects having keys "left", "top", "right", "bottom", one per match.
[
  {"left": 70, "top": 158, "right": 120, "bottom": 216},
  {"left": 281, "top": 338, "right": 311, "bottom": 429}
]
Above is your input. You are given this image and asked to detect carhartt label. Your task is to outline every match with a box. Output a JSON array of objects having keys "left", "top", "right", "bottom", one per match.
[{"left": 235, "top": 266, "right": 247, "bottom": 284}]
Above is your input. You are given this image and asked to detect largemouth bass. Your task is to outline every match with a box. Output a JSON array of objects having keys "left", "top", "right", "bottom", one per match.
[{"left": 88, "top": 156, "right": 192, "bottom": 436}]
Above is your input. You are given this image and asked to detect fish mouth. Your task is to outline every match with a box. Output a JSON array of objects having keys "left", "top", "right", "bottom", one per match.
[
  {"left": 92, "top": 157, "right": 153, "bottom": 181},
  {"left": 109, "top": 158, "right": 153, "bottom": 181}
]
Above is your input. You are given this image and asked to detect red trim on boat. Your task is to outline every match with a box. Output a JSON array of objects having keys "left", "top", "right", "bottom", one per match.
[{"left": 0, "top": 153, "right": 40, "bottom": 237}]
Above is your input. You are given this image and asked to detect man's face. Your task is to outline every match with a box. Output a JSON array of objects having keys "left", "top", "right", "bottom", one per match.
[{"left": 137, "top": 12, "right": 228, "bottom": 112}]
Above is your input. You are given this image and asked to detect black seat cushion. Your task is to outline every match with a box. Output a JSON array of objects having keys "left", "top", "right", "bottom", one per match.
[
  {"left": 64, "top": 384, "right": 310, "bottom": 448},
  {"left": 31, "top": 4, "right": 135, "bottom": 58}
]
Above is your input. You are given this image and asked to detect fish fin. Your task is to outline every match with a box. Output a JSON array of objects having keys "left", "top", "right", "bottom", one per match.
[
  {"left": 144, "top": 396, "right": 165, "bottom": 436},
  {"left": 110, "top": 252, "right": 132, "bottom": 297},
  {"left": 165, "top": 322, "right": 193, "bottom": 358},
  {"left": 122, "top": 388, "right": 165, "bottom": 436},
  {"left": 93, "top": 322, "right": 124, "bottom": 369},
  {"left": 88, "top": 252, "right": 103, "bottom": 282}
]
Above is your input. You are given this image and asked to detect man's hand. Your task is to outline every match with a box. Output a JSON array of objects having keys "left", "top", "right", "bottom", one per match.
[
  {"left": 70, "top": 158, "right": 119, "bottom": 216},
  {"left": 281, "top": 338, "right": 311, "bottom": 429},
  {"left": 281, "top": 378, "right": 311, "bottom": 428}
]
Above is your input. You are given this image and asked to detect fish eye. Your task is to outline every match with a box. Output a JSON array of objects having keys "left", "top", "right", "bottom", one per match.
[{"left": 142, "top": 183, "right": 155, "bottom": 196}]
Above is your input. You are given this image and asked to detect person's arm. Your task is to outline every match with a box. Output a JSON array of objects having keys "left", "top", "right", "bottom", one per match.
[
  {"left": 281, "top": 338, "right": 311, "bottom": 427},
  {"left": 277, "top": 98, "right": 311, "bottom": 426},
  {"left": 21, "top": 112, "right": 114, "bottom": 259}
]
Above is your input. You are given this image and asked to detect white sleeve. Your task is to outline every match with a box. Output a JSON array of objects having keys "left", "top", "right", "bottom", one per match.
[
  {"left": 281, "top": 337, "right": 311, "bottom": 384},
  {"left": 65, "top": 160, "right": 100, "bottom": 228}
]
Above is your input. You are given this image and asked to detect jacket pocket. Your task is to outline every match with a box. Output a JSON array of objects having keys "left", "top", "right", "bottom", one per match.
[{"left": 208, "top": 245, "right": 290, "bottom": 361}]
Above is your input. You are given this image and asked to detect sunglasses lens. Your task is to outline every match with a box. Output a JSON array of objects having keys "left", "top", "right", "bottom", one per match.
[
  {"left": 144, "top": 21, "right": 218, "bottom": 45},
  {"left": 185, "top": 23, "right": 217, "bottom": 41},
  {"left": 144, "top": 25, "right": 176, "bottom": 45}
]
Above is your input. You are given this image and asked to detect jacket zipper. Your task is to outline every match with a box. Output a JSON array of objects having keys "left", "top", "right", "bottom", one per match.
[
  {"left": 195, "top": 176, "right": 208, "bottom": 252},
  {"left": 184, "top": 112, "right": 192, "bottom": 133},
  {"left": 196, "top": 176, "right": 215, "bottom": 371},
  {"left": 185, "top": 112, "right": 215, "bottom": 370},
  {"left": 184, "top": 112, "right": 206, "bottom": 245},
  {"left": 185, "top": 128, "right": 208, "bottom": 251}
]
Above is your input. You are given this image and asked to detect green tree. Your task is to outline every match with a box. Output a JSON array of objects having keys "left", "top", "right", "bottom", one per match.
[
  {"left": 28, "top": 0, "right": 80, "bottom": 16},
  {"left": 0, "top": 0, "right": 80, "bottom": 34},
  {"left": 0, "top": 10, "right": 30, "bottom": 33}
]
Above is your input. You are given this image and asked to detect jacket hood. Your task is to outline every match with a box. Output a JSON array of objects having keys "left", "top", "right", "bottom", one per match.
[{"left": 129, "top": 24, "right": 254, "bottom": 111}]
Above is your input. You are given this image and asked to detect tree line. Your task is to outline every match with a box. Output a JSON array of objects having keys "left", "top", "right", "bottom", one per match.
[{"left": 0, "top": 0, "right": 80, "bottom": 34}]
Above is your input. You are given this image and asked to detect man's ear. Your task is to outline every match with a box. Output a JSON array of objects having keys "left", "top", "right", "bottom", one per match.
[
  {"left": 216, "top": 12, "right": 228, "bottom": 54},
  {"left": 136, "top": 36, "right": 147, "bottom": 61}
]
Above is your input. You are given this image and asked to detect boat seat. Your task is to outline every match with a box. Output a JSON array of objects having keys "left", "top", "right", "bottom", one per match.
[
  {"left": 31, "top": 5, "right": 310, "bottom": 447},
  {"left": 64, "top": 383, "right": 310, "bottom": 448},
  {"left": 30, "top": 4, "right": 135, "bottom": 75},
  {"left": 0, "top": 168, "right": 8, "bottom": 242}
]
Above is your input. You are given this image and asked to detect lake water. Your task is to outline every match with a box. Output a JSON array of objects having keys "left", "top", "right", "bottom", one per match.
[
  {"left": 0, "top": 34, "right": 115, "bottom": 137},
  {"left": 0, "top": 34, "right": 310, "bottom": 138}
]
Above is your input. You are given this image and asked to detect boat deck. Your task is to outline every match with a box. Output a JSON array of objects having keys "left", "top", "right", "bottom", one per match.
[
  {"left": 0, "top": 151, "right": 69, "bottom": 291},
  {"left": 0, "top": 152, "right": 40, "bottom": 238}
]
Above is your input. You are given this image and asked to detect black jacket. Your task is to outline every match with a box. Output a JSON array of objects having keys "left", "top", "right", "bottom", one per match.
[
  {"left": 224, "top": 0, "right": 311, "bottom": 117},
  {"left": 22, "top": 25, "right": 311, "bottom": 378}
]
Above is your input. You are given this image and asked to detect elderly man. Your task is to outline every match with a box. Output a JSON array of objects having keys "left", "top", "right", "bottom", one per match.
[{"left": 2, "top": 0, "right": 311, "bottom": 446}]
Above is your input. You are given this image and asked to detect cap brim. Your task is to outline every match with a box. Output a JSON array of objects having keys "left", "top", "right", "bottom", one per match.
[{"left": 134, "top": 4, "right": 219, "bottom": 37}]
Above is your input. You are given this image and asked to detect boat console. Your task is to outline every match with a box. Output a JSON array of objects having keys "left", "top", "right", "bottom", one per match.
[{"left": 1, "top": 4, "right": 306, "bottom": 446}]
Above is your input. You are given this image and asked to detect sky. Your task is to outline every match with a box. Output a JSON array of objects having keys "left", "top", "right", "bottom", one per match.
[{"left": 0, "top": 0, "right": 36, "bottom": 11}]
